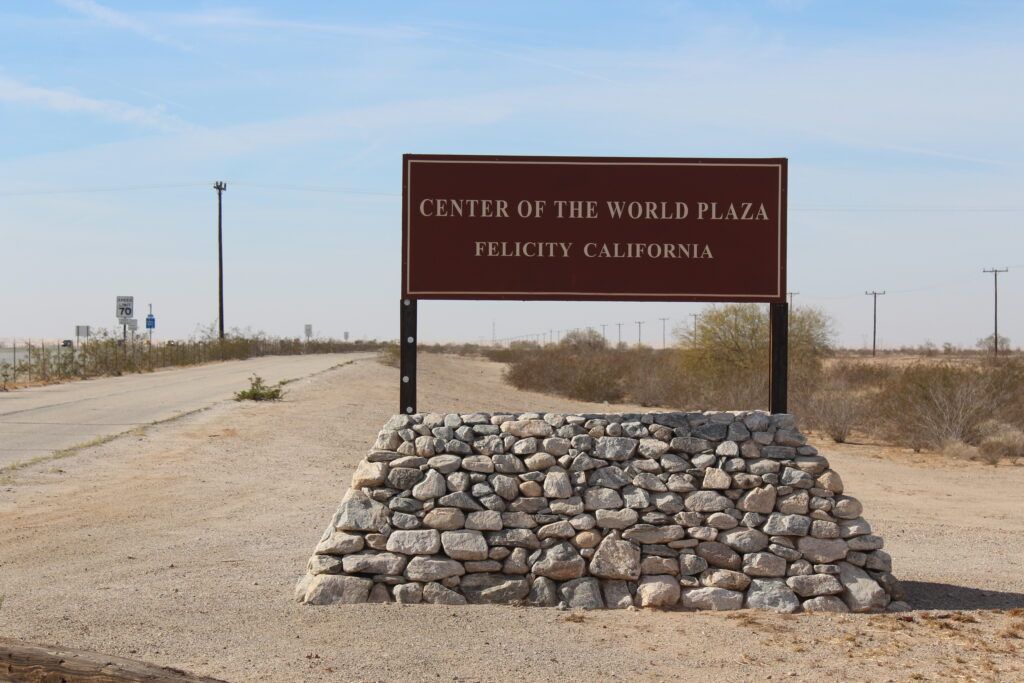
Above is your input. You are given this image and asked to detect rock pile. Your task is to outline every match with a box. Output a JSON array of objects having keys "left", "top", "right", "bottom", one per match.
[{"left": 296, "top": 411, "right": 908, "bottom": 612}]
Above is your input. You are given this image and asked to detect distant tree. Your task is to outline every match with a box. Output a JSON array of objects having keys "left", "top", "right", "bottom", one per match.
[
  {"left": 559, "top": 327, "right": 608, "bottom": 351},
  {"left": 976, "top": 333, "right": 1012, "bottom": 353}
]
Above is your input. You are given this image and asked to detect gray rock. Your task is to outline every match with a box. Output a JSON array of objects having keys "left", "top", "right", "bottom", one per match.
[
  {"left": 423, "top": 507, "right": 465, "bottom": 531},
  {"left": 533, "top": 542, "right": 587, "bottom": 580},
  {"left": 623, "top": 524, "right": 685, "bottom": 544},
  {"left": 683, "top": 490, "right": 733, "bottom": 512},
  {"left": 588, "top": 466, "right": 631, "bottom": 489},
  {"left": 440, "top": 530, "right": 488, "bottom": 561},
  {"left": 717, "top": 528, "right": 770, "bottom": 553},
  {"left": 502, "top": 547, "right": 530, "bottom": 574},
  {"left": 589, "top": 535, "right": 641, "bottom": 580},
  {"left": 492, "top": 453, "right": 527, "bottom": 474},
  {"left": 558, "top": 577, "right": 605, "bottom": 609},
  {"left": 393, "top": 582, "right": 423, "bottom": 604},
  {"left": 641, "top": 556, "right": 679, "bottom": 575},
  {"left": 422, "top": 581, "right": 468, "bottom": 605},
  {"left": 595, "top": 508, "right": 639, "bottom": 529},
  {"left": 405, "top": 555, "right": 466, "bottom": 582},
  {"left": 304, "top": 574, "right": 373, "bottom": 605},
  {"left": 802, "top": 595, "right": 850, "bottom": 613},
  {"left": 501, "top": 512, "right": 537, "bottom": 529},
  {"left": 622, "top": 485, "right": 653, "bottom": 508},
  {"left": 486, "top": 528, "right": 540, "bottom": 550},
  {"left": 437, "top": 492, "right": 484, "bottom": 511},
  {"left": 786, "top": 573, "right": 844, "bottom": 597},
  {"left": 680, "top": 587, "right": 744, "bottom": 611},
  {"left": 700, "top": 568, "right": 751, "bottom": 591},
  {"left": 342, "top": 552, "right": 407, "bottom": 575},
  {"left": 696, "top": 541, "right": 741, "bottom": 570},
  {"left": 742, "top": 551, "right": 787, "bottom": 577},
  {"left": 351, "top": 461, "right": 388, "bottom": 488},
  {"left": 387, "top": 467, "right": 424, "bottom": 490},
  {"left": 334, "top": 489, "right": 389, "bottom": 533},
  {"left": 745, "top": 578, "right": 800, "bottom": 613},
  {"left": 595, "top": 437, "right": 639, "bottom": 461},
  {"left": 678, "top": 554, "right": 709, "bottom": 575},
  {"left": 504, "top": 420, "right": 554, "bottom": 438},
  {"left": 601, "top": 580, "right": 634, "bottom": 609},
  {"left": 762, "top": 513, "right": 811, "bottom": 536},
  {"left": 838, "top": 561, "right": 888, "bottom": 612},
  {"left": 637, "top": 575, "right": 681, "bottom": 607},
  {"left": 315, "top": 531, "right": 365, "bottom": 556},
  {"left": 543, "top": 470, "right": 573, "bottom": 498},
  {"left": 526, "top": 576, "right": 560, "bottom": 606},
  {"left": 796, "top": 537, "right": 848, "bottom": 563},
  {"left": 584, "top": 487, "right": 624, "bottom": 510},
  {"left": 671, "top": 436, "right": 712, "bottom": 454},
  {"left": 832, "top": 496, "right": 863, "bottom": 519},
  {"left": 386, "top": 529, "right": 441, "bottom": 555},
  {"left": 538, "top": 520, "right": 577, "bottom": 539},
  {"left": 307, "top": 555, "right": 344, "bottom": 575},
  {"left": 411, "top": 469, "right": 447, "bottom": 501},
  {"left": 847, "top": 534, "right": 884, "bottom": 551},
  {"left": 460, "top": 573, "right": 531, "bottom": 604}
]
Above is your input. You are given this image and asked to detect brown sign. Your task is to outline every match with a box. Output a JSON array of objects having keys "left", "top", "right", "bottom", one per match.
[{"left": 402, "top": 154, "right": 786, "bottom": 302}]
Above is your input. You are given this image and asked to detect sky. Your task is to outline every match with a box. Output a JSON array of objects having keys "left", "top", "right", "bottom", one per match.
[{"left": 1, "top": 0, "right": 1022, "bottom": 349}]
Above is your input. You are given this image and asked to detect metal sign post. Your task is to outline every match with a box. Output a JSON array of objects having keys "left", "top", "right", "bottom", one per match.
[{"left": 399, "top": 299, "right": 418, "bottom": 415}]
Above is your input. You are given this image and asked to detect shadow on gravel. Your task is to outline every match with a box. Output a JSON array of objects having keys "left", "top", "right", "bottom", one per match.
[{"left": 903, "top": 581, "right": 1024, "bottom": 610}]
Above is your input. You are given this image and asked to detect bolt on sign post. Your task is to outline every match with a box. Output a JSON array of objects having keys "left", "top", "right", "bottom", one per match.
[{"left": 400, "top": 154, "right": 788, "bottom": 415}]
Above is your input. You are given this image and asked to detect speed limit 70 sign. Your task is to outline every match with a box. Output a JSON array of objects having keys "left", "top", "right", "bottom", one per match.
[{"left": 116, "top": 295, "right": 134, "bottom": 322}]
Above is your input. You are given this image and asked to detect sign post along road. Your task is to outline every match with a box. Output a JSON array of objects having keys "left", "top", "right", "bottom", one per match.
[{"left": 400, "top": 154, "right": 789, "bottom": 413}]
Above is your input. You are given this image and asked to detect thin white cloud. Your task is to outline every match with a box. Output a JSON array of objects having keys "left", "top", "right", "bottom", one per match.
[
  {"left": 0, "top": 74, "right": 190, "bottom": 132},
  {"left": 55, "top": 0, "right": 195, "bottom": 51},
  {"left": 162, "top": 7, "right": 423, "bottom": 40}
]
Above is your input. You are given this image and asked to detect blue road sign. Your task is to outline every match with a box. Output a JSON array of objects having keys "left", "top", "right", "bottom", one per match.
[{"left": 146, "top": 314, "right": 156, "bottom": 329}]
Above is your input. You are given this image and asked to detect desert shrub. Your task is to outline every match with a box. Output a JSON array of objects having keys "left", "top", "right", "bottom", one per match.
[
  {"left": 504, "top": 330, "right": 624, "bottom": 402},
  {"left": 620, "top": 348, "right": 687, "bottom": 407},
  {"left": 671, "top": 304, "right": 835, "bottom": 411},
  {"left": 977, "top": 420, "right": 1024, "bottom": 462},
  {"left": 377, "top": 343, "right": 400, "bottom": 368},
  {"left": 805, "top": 370, "right": 867, "bottom": 443},
  {"left": 234, "top": 374, "right": 285, "bottom": 401},
  {"left": 877, "top": 364, "right": 996, "bottom": 451},
  {"left": 940, "top": 440, "right": 982, "bottom": 462}
]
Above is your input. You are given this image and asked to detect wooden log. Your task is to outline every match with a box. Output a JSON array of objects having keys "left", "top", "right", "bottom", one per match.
[{"left": 0, "top": 638, "right": 227, "bottom": 683}]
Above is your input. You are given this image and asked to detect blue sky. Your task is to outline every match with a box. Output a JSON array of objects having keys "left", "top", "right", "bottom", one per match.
[{"left": 1, "top": 0, "right": 1022, "bottom": 348}]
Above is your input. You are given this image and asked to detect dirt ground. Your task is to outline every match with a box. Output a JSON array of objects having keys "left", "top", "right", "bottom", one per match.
[{"left": 1, "top": 354, "right": 1023, "bottom": 682}]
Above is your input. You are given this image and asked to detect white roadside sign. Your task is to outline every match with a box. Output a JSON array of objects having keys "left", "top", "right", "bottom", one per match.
[{"left": 116, "top": 295, "right": 134, "bottom": 322}]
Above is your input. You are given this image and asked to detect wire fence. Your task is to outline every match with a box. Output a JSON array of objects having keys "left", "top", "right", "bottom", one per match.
[{"left": 0, "top": 336, "right": 385, "bottom": 388}]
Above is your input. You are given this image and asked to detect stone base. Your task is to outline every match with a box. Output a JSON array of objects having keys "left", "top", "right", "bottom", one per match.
[{"left": 296, "top": 411, "right": 907, "bottom": 612}]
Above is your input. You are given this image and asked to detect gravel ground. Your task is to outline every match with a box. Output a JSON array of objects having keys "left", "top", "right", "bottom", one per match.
[{"left": 1, "top": 354, "right": 1023, "bottom": 682}]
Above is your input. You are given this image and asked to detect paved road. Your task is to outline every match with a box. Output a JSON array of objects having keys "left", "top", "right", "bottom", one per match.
[{"left": 0, "top": 353, "right": 369, "bottom": 468}]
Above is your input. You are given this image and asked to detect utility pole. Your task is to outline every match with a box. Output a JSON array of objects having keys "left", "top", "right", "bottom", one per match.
[
  {"left": 214, "top": 181, "right": 227, "bottom": 341},
  {"left": 659, "top": 317, "right": 668, "bottom": 349},
  {"left": 788, "top": 291, "right": 799, "bottom": 309},
  {"left": 690, "top": 313, "right": 698, "bottom": 345},
  {"left": 635, "top": 321, "right": 644, "bottom": 347},
  {"left": 492, "top": 320, "right": 496, "bottom": 345},
  {"left": 865, "top": 291, "right": 885, "bottom": 356},
  {"left": 600, "top": 324, "right": 607, "bottom": 343},
  {"left": 616, "top": 322, "right": 623, "bottom": 346},
  {"left": 983, "top": 268, "right": 1009, "bottom": 356}
]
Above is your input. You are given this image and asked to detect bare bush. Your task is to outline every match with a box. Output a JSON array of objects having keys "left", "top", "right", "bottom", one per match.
[
  {"left": 878, "top": 364, "right": 996, "bottom": 451},
  {"left": 977, "top": 420, "right": 1024, "bottom": 463},
  {"left": 805, "top": 371, "right": 866, "bottom": 443},
  {"left": 940, "top": 440, "right": 982, "bottom": 462}
]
